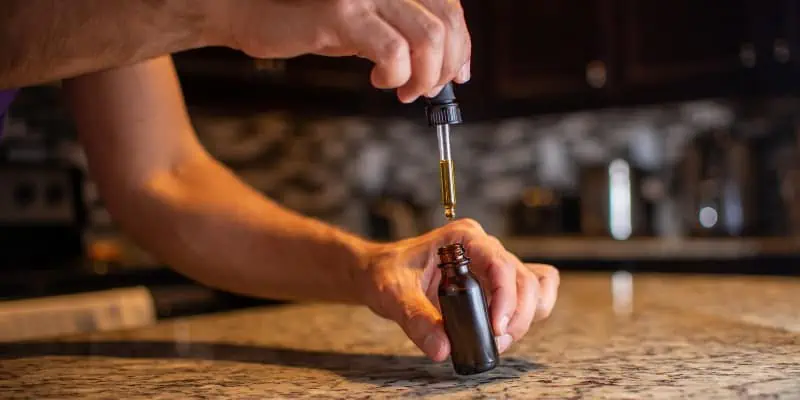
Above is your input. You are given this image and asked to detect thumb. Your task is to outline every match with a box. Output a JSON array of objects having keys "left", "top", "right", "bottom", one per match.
[{"left": 390, "top": 291, "right": 450, "bottom": 362}]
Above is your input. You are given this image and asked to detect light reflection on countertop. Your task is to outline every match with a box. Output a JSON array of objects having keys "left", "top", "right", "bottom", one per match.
[{"left": 0, "top": 272, "right": 798, "bottom": 399}]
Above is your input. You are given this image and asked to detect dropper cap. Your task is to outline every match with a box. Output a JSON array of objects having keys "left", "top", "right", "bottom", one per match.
[{"left": 424, "top": 83, "right": 463, "bottom": 127}]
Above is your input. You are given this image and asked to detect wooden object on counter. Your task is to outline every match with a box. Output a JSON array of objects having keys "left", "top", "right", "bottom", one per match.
[{"left": 0, "top": 287, "right": 156, "bottom": 342}]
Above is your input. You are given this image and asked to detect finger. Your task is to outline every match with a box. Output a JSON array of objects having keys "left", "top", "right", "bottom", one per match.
[
  {"left": 465, "top": 236, "right": 517, "bottom": 338},
  {"left": 504, "top": 265, "right": 539, "bottom": 350},
  {"left": 416, "top": 0, "right": 471, "bottom": 87},
  {"left": 346, "top": 14, "right": 412, "bottom": 89},
  {"left": 390, "top": 289, "right": 450, "bottom": 362},
  {"left": 433, "top": 220, "right": 517, "bottom": 336},
  {"left": 529, "top": 264, "right": 560, "bottom": 321},
  {"left": 434, "top": 218, "right": 486, "bottom": 244},
  {"left": 425, "top": 266, "right": 442, "bottom": 311},
  {"left": 454, "top": 58, "right": 471, "bottom": 84},
  {"left": 377, "top": 0, "right": 446, "bottom": 103}
]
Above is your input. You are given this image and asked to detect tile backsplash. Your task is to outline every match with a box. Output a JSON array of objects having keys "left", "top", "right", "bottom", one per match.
[
  {"left": 6, "top": 84, "right": 800, "bottom": 243},
  {"left": 187, "top": 99, "right": 738, "bottom": 237}
]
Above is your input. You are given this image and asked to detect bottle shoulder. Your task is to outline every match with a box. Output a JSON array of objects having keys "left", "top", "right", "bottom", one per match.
[{"left": 438, "top": 268, "right": 483, "bottom": 295}]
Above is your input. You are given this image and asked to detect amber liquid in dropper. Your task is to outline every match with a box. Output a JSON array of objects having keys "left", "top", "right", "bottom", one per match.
[{"left": 439, "top": 159, "right": 456, "bottom": 220}]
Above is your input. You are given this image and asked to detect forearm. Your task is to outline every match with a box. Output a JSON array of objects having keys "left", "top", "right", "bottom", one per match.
[
  {"left": 0, "top": 0, "right": 225, "bottom": 89},
  {"left": 102, "top": 155, "right": 377, "bottom": 304},
  {"left": 62, "top": 56, "right": 373, "bottom": 304}
]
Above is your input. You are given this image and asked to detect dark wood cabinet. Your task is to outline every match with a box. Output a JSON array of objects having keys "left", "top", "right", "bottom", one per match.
[
  {"left": 488, "top": 0, "right": 615, "bottom": 103},
  {"left": 173, "top": 48, "right": 288, "bottom": 84},
  {"left": 173, "top": 49, "right": 377, "bottom": 115},
  {"left": 739, "top": 0, "right": 796, "bottom": 93},
  {"left": 788, "top": 0, "right": 800, "bottom": 71},
  {"left": 173, "top": 1, "right": 799, "bottom": 117},
  {"left": 286, "top": 55, "right": 374, "bottom": 92},
  {"left": 617, "top": 0, "right": 750, "bottom": 97}
]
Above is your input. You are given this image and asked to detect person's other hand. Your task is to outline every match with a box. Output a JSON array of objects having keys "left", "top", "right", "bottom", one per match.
[
  {"left": 357, "top": 219, "right": 560, "bottom": 361},
  {"left": 224, "top": 0, "right": 471, "bottom": 103}
]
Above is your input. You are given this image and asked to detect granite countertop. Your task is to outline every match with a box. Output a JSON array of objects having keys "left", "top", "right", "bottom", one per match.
[{"left": 1, "top": 272, "right": 798, "bottom": 399}]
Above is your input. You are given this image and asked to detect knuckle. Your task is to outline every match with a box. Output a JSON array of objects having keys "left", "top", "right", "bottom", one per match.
[
  {"left": 443, "top": 2, "right": 466, "bottom": 26},
  {"left": 542, "top": 265, "right": 560, "bottom": 282},
  {"left": 380, "top": 38, "right": 409, "bottom": 62},
  {"left": 520, "top": 269, "right": 540, "bottom": 296},
  {"left": 488, "top": 235, "right": 503, "bottom": 249},
  {"left": 522, "top": 267, "right": 539, "bottom": 285},
  {"left": 334, "top": 0, "right": 371, "bottom": 18},
  {"left": 419, "top": 19, "right": 446, "bottom": 48},
  {"left": 403, "top": 305, "right": 424, "bottom": 325},
  {"left": 500, "top": 253, "right": 517, "bottom": 272},
  {"left": 531, "top": 263, "right": 559, "bottom": 281},
  {"left": 454, "top": 218, "right": 482, "bottom": 233}
]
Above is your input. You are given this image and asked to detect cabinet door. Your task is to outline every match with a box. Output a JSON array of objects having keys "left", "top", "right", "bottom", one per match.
[
  {"left": 774, "top": 0, "right": 800, "bottom": 90},
  {"left": 619, "top": 0, "right": 749, "bottom": 89},
  {"left": 286, "top": 55, "right": 374, "bottom": 92},
  {"left": 173, "top": 48, "right": 289, "bottom": 83},
  {"left": 741, "top": 0, "right": 797, "bottom": 93},
  {"left": 489, "top": 0, "right": 614, "bottom": 100}
]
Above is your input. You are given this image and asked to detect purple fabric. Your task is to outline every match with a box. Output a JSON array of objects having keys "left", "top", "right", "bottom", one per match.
[{"left": 0, "top": 89, "right": 18, "bottom": 136}]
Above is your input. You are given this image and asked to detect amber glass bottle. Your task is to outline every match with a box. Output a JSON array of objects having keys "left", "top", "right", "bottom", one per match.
[{"left": 437, "top": 243, "right": 499, "bottom": 375}]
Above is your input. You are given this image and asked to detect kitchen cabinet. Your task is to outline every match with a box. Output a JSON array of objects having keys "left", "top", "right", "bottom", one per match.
[
  {"left": 173, "top": 48, "right": 375, "bottom": 115},
  {"left": 173, "top": 48, "right": 287, "bottom": 113},
  {"left": 789, "top": 1, "right": 800, "bottom": 76},
  {"left": 171, "top": 1, "right": 800, "bottom": 117},
  {"left": 173, "top": 48, "right": 288, "bottom": 85},
  {"left": 285, "top": 55, "right": 373, "bottom": 92},
  {"left": 617, "top": 0, "right": 751, "bottom": 100},
  {"left": 282, "top": 55, "right": 378, "bottom": 115},
  {"left": 487, "top": 0, "right": 615, "bottom": 113},
  {"left": 742, "top": 0, "right": 799, "bottom": 93}
]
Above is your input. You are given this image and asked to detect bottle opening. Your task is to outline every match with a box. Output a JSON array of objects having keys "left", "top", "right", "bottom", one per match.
[{"left": 438, "top": 243, "right": 467, "bottom": 265}]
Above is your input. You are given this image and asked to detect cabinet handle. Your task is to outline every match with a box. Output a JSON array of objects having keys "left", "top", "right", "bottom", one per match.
[
  {"left": 739, "top": 43, "right": 756, "bottom": 68},
  {"left": 253, "top": 58, "right": 287, "bottom": 77},
  {"left": 774, "top": 39, "right": 791, "bottom": 63},
  {"left": 586, "top": 60, "right": 607, "bottom": 88}
]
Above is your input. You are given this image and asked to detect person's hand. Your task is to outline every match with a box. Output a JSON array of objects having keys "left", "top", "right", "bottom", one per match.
[
  {"left": 222, "top": 0, "right": 471, "bottom": 103},
  {"left": 357, "top": 219, "right": 560, "bottom": 361}
]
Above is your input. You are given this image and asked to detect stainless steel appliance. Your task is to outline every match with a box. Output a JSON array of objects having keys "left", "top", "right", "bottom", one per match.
[{"left": 0, "top": 162, "right": 86, "bottom": 269}]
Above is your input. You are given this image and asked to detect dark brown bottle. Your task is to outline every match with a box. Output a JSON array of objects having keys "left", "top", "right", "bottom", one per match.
[{"left": 437, "top": 243, "right": 499, "bottom": 375}]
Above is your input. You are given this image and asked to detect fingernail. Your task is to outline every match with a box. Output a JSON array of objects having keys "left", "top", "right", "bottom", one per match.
[
  {"left": 498, "top": 315, "right": 510, "bottom": 335},
  {"left": 426, "top": 85, "right": 445, "bottom": 98},
  {"left": 457, "top": 63, "right": 471, "bottom": 83},
  {"left": 495, "top": 334, "right": 513, "bottom": 353},
  {"left": 422, "top": 333, "right": 443, "bottom": 358},
  {"left": 401, "top": 95, "right": 419, "bottom": 104}
]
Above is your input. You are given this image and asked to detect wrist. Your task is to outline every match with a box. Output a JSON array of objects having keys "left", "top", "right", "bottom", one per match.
[
  {"left": 337, "top": 232, "right": 385, "bottom": 307},
  {"left": 348, "top": 238, "right": 401, "bottom": 318}
]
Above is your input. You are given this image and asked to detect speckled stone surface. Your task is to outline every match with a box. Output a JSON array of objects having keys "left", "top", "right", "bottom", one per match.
[{"left": 1, "top": 272, "right": 798, "bottom": 399}]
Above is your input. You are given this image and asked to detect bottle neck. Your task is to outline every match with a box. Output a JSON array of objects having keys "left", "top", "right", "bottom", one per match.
[
  {"left": 440, "top": 263, "right": 470, "bottom": 278},
  {"left": 437, "top": 243, "right": 471, "bottom": 278}
]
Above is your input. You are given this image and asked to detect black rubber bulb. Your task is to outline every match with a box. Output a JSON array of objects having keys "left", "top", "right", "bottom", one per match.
[{"left": 423, "top": 83, "right": 463, "bottom": 127}]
